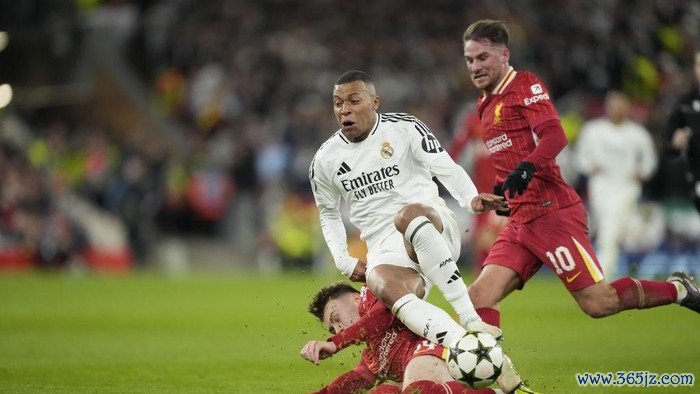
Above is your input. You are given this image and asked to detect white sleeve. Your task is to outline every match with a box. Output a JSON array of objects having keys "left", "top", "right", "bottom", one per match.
[
  {"left": 408, "top": 118, "right": 479, "bottom": 213},
  {"left": 636, "top": 126, "right": 658, "bottom": 180},
  {"left": 309, "top": 154, "right": 358, "bottom": 277},
  {"left": 574, "top": 124, "right": 598, "bottom": 175}
]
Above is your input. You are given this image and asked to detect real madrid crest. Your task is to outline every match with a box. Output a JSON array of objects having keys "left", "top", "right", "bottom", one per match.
[{"left": 380, "top": 141, "right": 394, "bottom": 159}]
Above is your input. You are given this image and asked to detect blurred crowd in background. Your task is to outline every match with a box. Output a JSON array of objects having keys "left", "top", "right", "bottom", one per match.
[{"left": 0, "top": 0, "right": 698, "bottom": 278}]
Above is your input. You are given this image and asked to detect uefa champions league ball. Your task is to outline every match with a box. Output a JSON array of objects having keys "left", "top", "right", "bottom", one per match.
[{"left": 446, "top": 331, "right": 504, "bottom": 388}]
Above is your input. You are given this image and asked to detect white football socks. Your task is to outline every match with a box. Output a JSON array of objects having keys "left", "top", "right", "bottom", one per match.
[
  {"left": 392, "top": 293, "right": 466, "bottom": 347},
  {"left": 405, "top": 216, "right": 480, "bottom": 325}
]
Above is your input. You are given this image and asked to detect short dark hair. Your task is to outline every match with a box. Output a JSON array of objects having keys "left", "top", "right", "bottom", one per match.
[
  {"left": 308, "top": 282, "right": 360, "bottom": 321},
  {"left": 463, "top": 19, "right": 510, "bottom": 47},
  {"left": 335, "top": 70, "right": 374, "bottom": 86}
]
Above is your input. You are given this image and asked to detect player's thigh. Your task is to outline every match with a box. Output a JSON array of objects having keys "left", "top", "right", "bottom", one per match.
[
  {"left": 366, "top": 227, "right": 432, "bottom": 304},
  {"left": 522, "top": 203, "right": 605, "bottom": 292},
  {"left": 367, "top": 264, "right": 426, "bottom": 306},
  {"left": 472, "top": 224, "right": 536, "bottom": 306},
  {"left": 469, "top": 264, "right": 523, "bottom": 308},
  {"left": 402, "top": 355, "right": 452, "bottom": 389}
]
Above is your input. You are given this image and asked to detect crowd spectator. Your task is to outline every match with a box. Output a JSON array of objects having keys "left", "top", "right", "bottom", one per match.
[{"left": 1, "top": 0, "right": 698, "bottom": 273}]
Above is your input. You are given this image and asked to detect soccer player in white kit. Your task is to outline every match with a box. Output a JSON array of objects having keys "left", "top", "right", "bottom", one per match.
[
  {"left": 575, "top": 91, "right": 657, "bottom": 278},
  {"left": 308, "top": 70, "right": 508, "bottom": 355}
]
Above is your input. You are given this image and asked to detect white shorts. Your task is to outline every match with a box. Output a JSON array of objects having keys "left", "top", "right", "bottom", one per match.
[{"left": 364, "top": 204, "right": 462, "bottom": 294}]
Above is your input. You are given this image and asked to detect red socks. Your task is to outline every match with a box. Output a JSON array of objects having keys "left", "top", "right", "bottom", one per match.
[
  {"left": 402, "top": 380, "right": 495, "bottom": 393},
  {"left": 610, "top": 277, "right": 677, "bottom": 310},
  {"left": 476, "top": 307, "right": 500, "bottom": 327}
]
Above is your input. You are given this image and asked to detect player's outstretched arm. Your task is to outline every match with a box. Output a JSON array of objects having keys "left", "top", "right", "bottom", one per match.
[
  {"left": 310, "top": 152, "right": 360, "bottom": 278},
  {"left": 330, "top": 301, "right": 394, "bottom": 351},
  {"left": 310, "top": 361, "right": 377, "bottom": 394},
  {"left": 311, "top": 370, "right": 375, "bottom": 394},
  {"left": 300, "top": 340, "right": 338, "bottom": 365}
]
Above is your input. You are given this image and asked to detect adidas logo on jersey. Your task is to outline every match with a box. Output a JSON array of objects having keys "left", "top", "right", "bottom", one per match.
[{"left": 336, "top": 162, "right": 351, "bottom": 176}]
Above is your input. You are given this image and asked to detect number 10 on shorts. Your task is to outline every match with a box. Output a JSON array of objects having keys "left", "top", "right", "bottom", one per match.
[{"left": 545, "top": 246, "right": 576, "bottom": 274}]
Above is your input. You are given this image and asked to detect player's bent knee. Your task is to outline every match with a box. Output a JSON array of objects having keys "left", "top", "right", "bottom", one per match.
[
  {"left": 580, "top": 304, "right": 606, "bottom": 318},
  {"left": 393, "top": 204, "right": 424, "bottom": 234},
  {"left": 577, "top": 295, "right": 617, "bottom": 318},
  {"left": 467, "top": 280, "right": 498, "bottom": 309},
  {"left": 574, "top": 283, "right": 619, "bottom": 318},
  {"left": 467, "top": 282, "right": 486, "bottom": 306},
  {"left": 367, "top": 266, "right": 424, "bottom": 307},
  {"left": 393, "top": 204, "right": 441, "bottom": 234}
]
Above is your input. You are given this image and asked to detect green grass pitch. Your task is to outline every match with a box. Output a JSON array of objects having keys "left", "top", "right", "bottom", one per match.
[{"left": 0, "top": 272, "right": 697, "bottom": 393}]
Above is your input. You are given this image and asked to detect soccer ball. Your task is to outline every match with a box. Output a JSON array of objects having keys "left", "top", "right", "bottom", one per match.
[{"left": 446, "top": 331, "right": 504, "bottom": 388}]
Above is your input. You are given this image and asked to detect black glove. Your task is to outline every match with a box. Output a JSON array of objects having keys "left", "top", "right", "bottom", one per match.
[
  {"left": 501, "top": 161, "right": 536, "bottom": 198},
  {"left": 493, "top": 183, "right": 510, "bottom": 217}
]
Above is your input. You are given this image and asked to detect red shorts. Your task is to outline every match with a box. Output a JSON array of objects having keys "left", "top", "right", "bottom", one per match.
[{"left": 484, "top": 202, "right": 605, "bottom": 291}]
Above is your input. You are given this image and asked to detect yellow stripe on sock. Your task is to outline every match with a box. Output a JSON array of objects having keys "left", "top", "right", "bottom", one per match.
[
  {"left": 572, "top": 237, "right": 604, "bottom": 283},
  {"left": 633, "top": 278, "right": 645, "bottom": 308}
]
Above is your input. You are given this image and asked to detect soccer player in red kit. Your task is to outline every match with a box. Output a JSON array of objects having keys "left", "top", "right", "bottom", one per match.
[
  {"left": 460, "top": 19, "right": 699, "bottom": 329},
  {"left": 300, "top": 282, "right": 505, "bottom": 394}
]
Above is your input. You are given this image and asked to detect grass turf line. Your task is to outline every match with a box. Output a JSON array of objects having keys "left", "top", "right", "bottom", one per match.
[{"left": 0, "top": 272, "right": 697, "bottom": 393}]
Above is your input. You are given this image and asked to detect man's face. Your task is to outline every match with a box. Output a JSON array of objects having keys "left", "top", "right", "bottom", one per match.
[
  {"left": 333, "top": 81, "right": 379, "bottom": 142},
  {"left": 605, "top": 92, "right": 630, "bottom": 124},
  {"left": 463, "top": 38, "right": 510, "bottom": 92},
  {"left": 322, "top": 293, "right": 360, "bottom": 335}
]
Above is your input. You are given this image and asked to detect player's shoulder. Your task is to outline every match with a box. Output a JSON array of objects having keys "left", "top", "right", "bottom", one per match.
[
  {"left": 628, "top": 121, "right": 652, "bottom": 137},
  {"left": 579, "top": 118, "right": 608, "bottom": 136},
  {"left": 515, "top": 70, "right": 544, "bottom": 84},
  {"left": 309, "top": 130, "right": 349, "bottom": 175},
  {"left": 511, "top": 70, "right": 549, "bottom": 93},
  {"left": 381, "top": 112, "right": 420, "bottom": 125},
  {"left": 380, "top": 112, "right": 432, "bottom": 134},
  {"left": 584, "top": 117, "right": 609, "bottom": 128},
  {"left": 313, "top": 130, "right": 347, "bottom": 158}
]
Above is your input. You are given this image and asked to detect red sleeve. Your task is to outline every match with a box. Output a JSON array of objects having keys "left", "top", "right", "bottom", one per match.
[
  {"left": 312, "top": 361, "right": 376, "bottom": 394},
  {"left": 524, "top": 119, "right": 568, "bottom": 170},
  {"left": 328, "top": 300, "right": 394, "bottom": 351},
  {"left": 448, "top": 126, "right": 470, "bottom": 159},
  {"left": 448, "top": 112, "right": 480, "bottom": 159}
]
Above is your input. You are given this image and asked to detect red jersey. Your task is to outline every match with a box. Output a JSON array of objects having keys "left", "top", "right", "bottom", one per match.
[
  {"left": 477, "top": 68, "right": 581, "bottom": 223},
  {"left": 329, "top": 287, "right": 445, "bottom": 382}
]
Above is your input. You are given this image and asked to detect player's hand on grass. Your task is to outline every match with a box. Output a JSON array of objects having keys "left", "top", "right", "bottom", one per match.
[
  {"left": 470, "top": 193, "right": 508, "bottom": 214},
  {"left": 501, "top": 161, "right": 536, "bottom": 198},
  {"left": 300, "top": 340, "right": 338, "bottom": 365},
  {"left": 349, "top": 259, "right": 366, "bottom": 282}
]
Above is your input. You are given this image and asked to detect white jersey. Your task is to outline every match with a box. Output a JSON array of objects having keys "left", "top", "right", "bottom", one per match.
[
  {"left": 575, "top": 118, "right": 657, "bottom": 190},
  {"left": 309, "top": 112, "right": 479, "bottom": 277}
]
